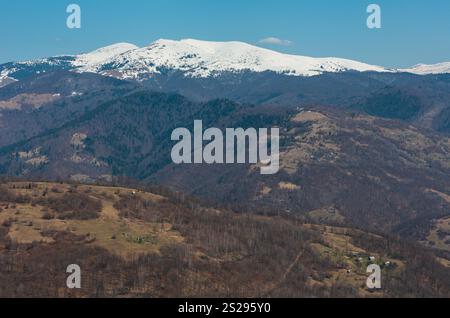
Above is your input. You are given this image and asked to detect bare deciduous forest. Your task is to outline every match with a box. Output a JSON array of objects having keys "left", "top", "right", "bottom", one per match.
[{"left": 0, "top": 181, "right": 449, "bottom": 298}]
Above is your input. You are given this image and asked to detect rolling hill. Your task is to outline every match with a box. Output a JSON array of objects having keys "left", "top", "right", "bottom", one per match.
[
  {"left": 0, "top": 181, "right": 449, "bottom": 297},
  {"left": 0, "top": 87, "right": 448, "bottom": 250}
]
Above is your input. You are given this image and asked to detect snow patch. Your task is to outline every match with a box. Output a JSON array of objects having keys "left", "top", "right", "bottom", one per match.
[
  {"left": 15, "top": 147, "right": 49, "bottom": 167},
  {"left": 71, "top": 133, "right": 87, "bottom": 149}
]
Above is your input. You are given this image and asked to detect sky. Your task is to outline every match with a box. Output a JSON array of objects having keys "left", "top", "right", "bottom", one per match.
[{"left": 0, "top": 0, "right": 449, "bottom": 68}]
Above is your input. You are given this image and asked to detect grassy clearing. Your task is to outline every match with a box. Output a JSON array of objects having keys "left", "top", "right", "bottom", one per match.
[{"left": 0, "top": 182, "right": 183, "bottom": 258}]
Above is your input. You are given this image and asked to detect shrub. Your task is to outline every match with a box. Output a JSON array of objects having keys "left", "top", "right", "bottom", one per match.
[
  {"left": 42, "top": 211, "right": 55, "bottom": 220},
  {"left": 40, "top": 193, "right": 102, "bottom": 220}
]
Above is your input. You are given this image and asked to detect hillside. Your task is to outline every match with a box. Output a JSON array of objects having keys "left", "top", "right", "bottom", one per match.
[
  {"left": 153, "top": 107, "right": 450, "bottom": 241},
  {"left": 0, "top": 181, "right": 449, "bottom": 298},
  {"left": 0, "top": 87, "right": 449, "bottom": 247},
  {"left": 3, "top": 71, "right": 449, "bottom": 137},
  {"left": 0, "top": 71, "right": 140, "bottom": 148}
]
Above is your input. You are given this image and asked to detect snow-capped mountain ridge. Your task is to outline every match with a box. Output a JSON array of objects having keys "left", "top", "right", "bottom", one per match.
[
  {"left": 1, "top": 39, "right": 449, "bottom": 86},
  {"left": 73, "top": 42, "right": 138, "bottom": 69},
  {"left": 71, "top": 38, "right": 392, "bottom": 78},
  {"left": 399, "top": 62, "right": 450, "bottom": 75}
]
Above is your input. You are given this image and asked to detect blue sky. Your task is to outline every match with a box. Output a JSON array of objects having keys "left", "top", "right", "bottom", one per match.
[{"left": 0, "top": 0, "right": 449, "bottom": 67}]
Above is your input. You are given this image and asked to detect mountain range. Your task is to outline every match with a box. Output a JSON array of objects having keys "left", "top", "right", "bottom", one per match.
[
  {"left": 2, "top": 40, "right": 450, "bottom": 136},
  {"left": 0, "top": 39, "right": 449, "bottom": 289},
  {"left": 1, "top": 39, "right": 450, "bottom": 88}
]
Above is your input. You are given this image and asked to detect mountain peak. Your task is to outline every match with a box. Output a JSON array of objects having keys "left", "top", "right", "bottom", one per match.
[
  {"left": 102, "top": 38, "right": 389, "bottom": 78},
  {"left": 73, "top": 42, "right": 139, "bottom": 71},
  {"left": 89, "top": 42, "right": 139, "bottom": 53}
]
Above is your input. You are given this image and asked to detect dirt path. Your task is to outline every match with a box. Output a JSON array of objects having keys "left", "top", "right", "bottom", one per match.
[
  {"left": 262, "top": 250, "right": 304, "bottom": 297},
  {"left": 100, "top": 201, "right": 120, "bottom": 220}
]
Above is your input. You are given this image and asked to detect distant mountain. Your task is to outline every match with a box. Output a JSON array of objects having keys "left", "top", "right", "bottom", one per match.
[
  {"left": 1, "top": 40, "right": 449, "bottom": 127},
  {"left": 1, "top": 56, "right": 450, "bottom": 137},
  {"left": 2, "top": 39, "right": 449, "bottom": 88},
  {"left": 69, "top": 39, "right": 393, "bottom": 79},
  {"left": 400, "top": 62, "right": 450, "bottom": 75}
]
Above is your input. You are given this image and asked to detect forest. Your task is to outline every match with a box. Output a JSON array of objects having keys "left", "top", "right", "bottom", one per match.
[{"left": 0, "top": 180, "right": 449, "bottom": 298}]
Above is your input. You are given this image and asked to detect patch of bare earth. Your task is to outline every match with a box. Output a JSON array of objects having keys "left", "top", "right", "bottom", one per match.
[{"left": 0, "top": 93, "right": 61, "bottom": 110}]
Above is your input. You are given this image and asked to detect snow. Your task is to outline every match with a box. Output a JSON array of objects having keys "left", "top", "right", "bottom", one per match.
[
  {"left": 73, "top": 43, "right": 139, "bottom": 71},
  {"left": 0, "top": 69, "right": 13, "bottom": 81},
  {"left": 71, "top": 39, "right": 392, "bottom": 79},
  {"left": 399, "top": 62, "right": 450, "bottom": 75},
  {"left": 0, "top": 69, "right": 18, "bottom": 86},
  {"left": 1, "top": 39, "right": 449, "bottom": 81}
]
